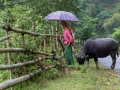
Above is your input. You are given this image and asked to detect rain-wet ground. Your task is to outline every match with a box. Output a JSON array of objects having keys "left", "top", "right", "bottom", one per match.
[{"left": 98, "top": 56, "right": 120, "bottom": 78}]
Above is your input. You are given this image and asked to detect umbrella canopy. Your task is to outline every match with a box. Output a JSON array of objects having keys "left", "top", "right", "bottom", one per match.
[{"left": 44, "top": 11, "right": 80, "bottom": 22}]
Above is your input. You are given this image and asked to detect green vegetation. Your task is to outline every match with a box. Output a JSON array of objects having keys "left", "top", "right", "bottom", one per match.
[
  {"left": 18, "top": 61, "right": 120, "bottom": 90},
  {"left": 0, "top": 0, "right": 120, "bottom": 40},
  {"left": 112, "top": 28, "right": 120, "bottom": 44},
  {"left": 1, "top": 0, "right": 120, "bottom": 90}
]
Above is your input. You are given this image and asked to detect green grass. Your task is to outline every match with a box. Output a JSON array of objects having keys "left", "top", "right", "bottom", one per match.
[{"left": 19, "top": 61, "right": 120, "bottom": 90}]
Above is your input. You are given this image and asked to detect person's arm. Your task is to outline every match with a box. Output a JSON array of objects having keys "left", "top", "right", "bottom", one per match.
[
  {"left": 67, "top": 41, "right": 71, "bottom": 46},
  {"left": 67, "top": 30, "right": 74, "bottom": 44}
]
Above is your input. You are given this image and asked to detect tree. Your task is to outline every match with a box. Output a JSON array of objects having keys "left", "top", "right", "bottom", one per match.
[
  {"left": 103, "top": 13, "right": 120, "bottom": 34},
  {"left": 0, "top": 0, "right": 82, "bottom": 31},
  {"left": 114, "top": 3, "right": 120, "bottom": 13},
  {"left": 75, "top": 16, "right": 98, "bottom": 41},
  {"left": 95, "top": 10, "right": 112, "bottom": 37},
  {"left": 112, "top": 28, "right": 120, "bottom": 44}
]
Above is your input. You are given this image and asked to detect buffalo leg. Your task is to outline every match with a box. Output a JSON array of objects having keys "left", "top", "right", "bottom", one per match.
[
  {"left": 111, "top": 57, "right": 116, "bottom": 69},
  {"left": 86, "top": 58, "right": 89, "bottom": 68},
  {"left": 94, "top": 57, "right": 99, "bottom": 70},
  {"left": 110, "top": 52, "right": 116, "bottom": 69}
]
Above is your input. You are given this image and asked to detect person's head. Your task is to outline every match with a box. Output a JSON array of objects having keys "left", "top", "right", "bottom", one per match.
[
  {"left": 70, "top": 29, "right": 74, "bottom": 34},
  {"left": 60, "top": 21, "right": 69, "bottom": 29}
]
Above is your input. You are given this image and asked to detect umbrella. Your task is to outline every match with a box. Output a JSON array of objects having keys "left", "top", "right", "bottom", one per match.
[{"left": 44, "top": 11, "right": 79, "bottom": 22}]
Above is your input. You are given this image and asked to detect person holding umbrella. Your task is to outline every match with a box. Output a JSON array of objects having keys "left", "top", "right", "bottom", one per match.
[
  {"left": 60, "top": 21, "right": 74, "bottom": 65},
  {"left": 44, "top": 11, "right": 80, "bottom": 65}
]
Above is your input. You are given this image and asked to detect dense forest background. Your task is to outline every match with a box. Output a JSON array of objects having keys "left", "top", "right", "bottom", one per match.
[{"left": 0, "top": 0, "right": 120, "bottom": 43}]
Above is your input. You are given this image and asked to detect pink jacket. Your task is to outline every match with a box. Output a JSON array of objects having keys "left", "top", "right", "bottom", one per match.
[{"left": 63, "top": 28, "right": 74, "bottom": 45}]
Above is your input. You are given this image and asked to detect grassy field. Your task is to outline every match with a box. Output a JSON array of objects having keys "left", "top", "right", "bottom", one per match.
[{"left": 20, "top": 61, "right": 120, "bottom": 90}]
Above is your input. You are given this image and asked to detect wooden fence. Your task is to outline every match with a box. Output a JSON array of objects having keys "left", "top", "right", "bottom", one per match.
[{"left": 0, "top": 24, "right": 65, "bottom": 90}]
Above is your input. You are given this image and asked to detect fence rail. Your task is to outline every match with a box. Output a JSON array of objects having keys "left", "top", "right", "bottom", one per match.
[
  {"left": 0, "top": 57, "right": 56, "bottom": 70},
  {"left": 0, "top": 24, "right": 58, "bottom": 37},
  {"left": 0, "top": 35, "right": 12, "bottom": 42}
]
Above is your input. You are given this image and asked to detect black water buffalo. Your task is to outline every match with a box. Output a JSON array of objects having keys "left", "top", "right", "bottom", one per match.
[{"left": 75, "top": 38, "right": 119, "bottom": 70}]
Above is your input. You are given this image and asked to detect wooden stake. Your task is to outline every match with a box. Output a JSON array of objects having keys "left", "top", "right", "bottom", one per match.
[
  {"left": 56, "top": 27, "right": 58, "bottom": 49},
  {"left": 21, "top": 34, "right": 25, "bottom": 89},
  {"left": 51, "top": 25, "right": 54, "bottom": 50},
  {"left": 21, "top": 34, "right": 24, "bottom": 47},
  {"left": 51, "top": 26, "right": 54, "bottom": 64},
  {"left": 5, "top": 30, "right": 14, "bottom": 90},
  {"left": 43, "top": 29, "right": 47, "bottom": 66},
  {"left": 43, "top": 29, "right": 46, "bottom": 53},
  {"left": 49, "top": 29, "right": 52, "bottom": 50}
]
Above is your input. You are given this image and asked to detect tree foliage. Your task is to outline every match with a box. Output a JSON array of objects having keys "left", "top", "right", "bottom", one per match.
[
  {"left": 75, "top": 16, "right": 98, "bottom": 41},
  {"left": 103, "top": 13, "right": 120, "bottom": 34},
  {"left": 95, "top": 10, "right": 112, "bottom": 37},
  {"left": 0, "top": 0, "right": 120, "bottom": 39},
  {"left": 112, "top": 28, "right": 120, "bottom": 44}
]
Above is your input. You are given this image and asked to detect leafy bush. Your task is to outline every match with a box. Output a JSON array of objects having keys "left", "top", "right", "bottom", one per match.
[{"left": 45, "top": 68, "right": 59, "bottom": 80}]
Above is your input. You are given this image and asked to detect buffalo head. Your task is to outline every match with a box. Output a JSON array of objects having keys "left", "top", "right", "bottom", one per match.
[{"left": 75, "top": 53, "right": 85, "bottom": 65}]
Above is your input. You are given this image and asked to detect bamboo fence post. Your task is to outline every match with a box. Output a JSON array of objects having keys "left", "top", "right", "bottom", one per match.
[
  {"left": 31, "top": 24, "right": 36, "bottom": 63},
  {"left": 43, "top": 29, "right": 46, "bottom": 53},
  {"left": 32, "top": 24, "right": 38, "bottom": 70},
  {"left": 56, "top": 27, "right": 58, "bottom": 49},
  {"left": 5, "top": 30, "right": 14, "bottom": 90},
  {"left": 51, "top": 26, "right": 54, "bottom": 64},
  {"left": 43, "top": 29, "right": 47, "bottom": 66},
  {"left": 21, "top": 34, "right": 25, "bottom": 88},
  {"left": 51, "top": 25, "right": 53, "bottom": 50},
  {"left": 49, "top": 29, "right": 52, "bottom": 50},
  {"left": 22, "top": 33, "right": 29, "bottom": 86},
  {"left": 52, "top": 26, "right": 54, "bottom": 50},
  {"left": 32, "top": 24, "right": 36, "bottom": 40},
  {"left": 21, "top": 34, "right": 25, "bottom": 47}
]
